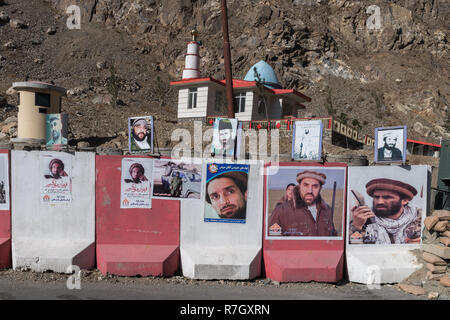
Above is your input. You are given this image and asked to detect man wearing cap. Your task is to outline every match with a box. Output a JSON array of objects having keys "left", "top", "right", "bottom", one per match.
[
  {"left": 124, "top": 162, "right": 148, "bottom": 184},
  {"left": 268, "top": 170, "right": 337, "bottom": 237},
  {"left": 350, "top": 178, "right": 421, "bottom": 244},
  {"left": 44, "top": 158, "right": 68, "bottom": 179},
  {"left": 130, "top": 118, "right": 152, "bottom": 152},
  {"left": 46, "top": 115, "right": 67, "bottom": 146},
  {"left": 377, "top": 132, "right": 403, "bottom": 161},
  {"left": 214, "top": 119, "right": 235, "bottom": 156},
  {"left": 206, "top": 170, "right": 247, "bottom": 220}
]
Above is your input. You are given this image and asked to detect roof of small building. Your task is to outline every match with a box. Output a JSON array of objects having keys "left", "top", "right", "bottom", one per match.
[
  {"left": 243, "top": 60, "right": 281, "bottom": 89},
  {"left": 12, "top": 81, "right": 67, "bottom": 95}
]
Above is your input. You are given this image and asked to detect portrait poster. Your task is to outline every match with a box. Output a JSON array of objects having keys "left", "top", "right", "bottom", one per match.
[
  {"left": 266, "top": 165, "right": 346, "bottom": 240},
  {"left": 0, "top": 154, "right": 9, "bottom": 210},
  {"left": 152, "top": 159, "right": 202, "bottom": 200},
  {"left": 120, "top": 157, "right": 153, "bottom": 209},
  {"left": 211, "top": 118, "right": 241, "bottom": 158},
  {"left": 292, "top": 120, "right": 323, "bottom": 161},
  {"left": 374, "top": 126, "right": 407, "bottom": 163},
  {"left": 46, "top": 113, "right": 68, "bottom": 150},
  {"left": 204, "top": 163, "right": 249, "bottom": 224},
  {"left": 40, "top": 153, "right": 72, "bottom": 204},
  {"left": 347, "top": 165, "right": 427, "bottom": 246},
  {"left": 128, "top": 116, "right": 154, "bottom": 154}
]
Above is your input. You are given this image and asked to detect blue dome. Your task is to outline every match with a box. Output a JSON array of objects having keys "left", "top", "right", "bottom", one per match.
[{"left": 244, "top": 61, "right": 281, "bottom": 89}]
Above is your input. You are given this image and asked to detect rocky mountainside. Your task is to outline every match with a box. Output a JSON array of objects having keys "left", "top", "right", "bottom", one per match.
[{"left": 0, "top": 0, "right": 448, "bottom": 148}]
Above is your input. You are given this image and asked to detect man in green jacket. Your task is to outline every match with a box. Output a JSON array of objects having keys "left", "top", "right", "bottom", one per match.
[{"left": 170, "top": 172, "right": 182, "bottom": 197}]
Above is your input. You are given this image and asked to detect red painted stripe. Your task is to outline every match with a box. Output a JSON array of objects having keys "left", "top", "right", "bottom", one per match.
[{"left": 407, "top": 139, "right": 441, "bottom": 148}]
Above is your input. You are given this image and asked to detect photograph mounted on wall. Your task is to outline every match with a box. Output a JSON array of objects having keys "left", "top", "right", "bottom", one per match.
[
  {"left": 211, "top": 118, "right": 241, "bottom": 158},
  {"left": 120, "top": 157, "right": 153, "bottom": 209},
  {"left": 0, "top": 154, "right": 9, "bottom": 211},
  {"left": 40, "top": 153, "right": 72, "bottom": 204},
  {"left": 292, "top": 120, "right": 323, "bottom": 161},
  {"left": 266, "top": 165, "right": 346, "bottom": 240},
  {"left": 45, "top": 113, "right": 68, "bottom": 150},
  {"left": 204, "top": 163, "right": 249, "bottom": 224},
  {"left": 152, "top": 159, "right": 202, "bottom": 200},
  {"left": 374, "top": 126, "right": 407, "bottom": 163},
  {"left": 128, "top": 116, "right": 154, "bottom": 154},
  {"left": 347, "top": 165, "right": 427, "bottom": 245}
]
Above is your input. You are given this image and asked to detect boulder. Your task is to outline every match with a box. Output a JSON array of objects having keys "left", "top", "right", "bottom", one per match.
[{"left": 9, "top": 19, "right": 27, "bottom": 29}]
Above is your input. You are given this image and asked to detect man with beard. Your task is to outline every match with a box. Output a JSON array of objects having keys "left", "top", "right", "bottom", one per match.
[
  {"left": 377, "top": 132, "right": 403, "bottom": 161},
  {"left": 213, "top": 119, "right": 235, "bottom": 156},
  {"left": 350, "top": 178, "right": 421, "bottom": 244},
  {"left": 124, "top": 163, "right": 148, "bottom": 184},
  {"left": 129, "top": 118, "right": 152, "bottom": 152},
  {"left": 46, "top": 115, "right": 68, "bottom": 146},
  {"left": 268, "top": 170, "right": 337, "bottom": 237},
  {"left": 205, "top": 171, "right": 247, "bottom": 220},
  {"left": 44, "top": 158, "right": 68, "bottom": 179}
]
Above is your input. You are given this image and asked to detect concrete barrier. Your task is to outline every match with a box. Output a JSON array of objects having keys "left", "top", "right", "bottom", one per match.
[
  {"left": 346, "top": 165, "right": 428, "bottom": 284},
  {"left": 180, "top": 160, "right": 263, "bottom": 280},
  {"left": 263, "top": 162, "right": 347, "bottom": 282},
  {"left": 0, "top": 150, "right": 11, "bottom": 269},
  {"left": 96, "top": 155, "right": 180, "bottom": 276},
  {"left": 11, "top": 151, "right": 95, "bottom": 273}
]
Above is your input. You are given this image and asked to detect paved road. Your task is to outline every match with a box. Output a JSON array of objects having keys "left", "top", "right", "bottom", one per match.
[{"left": 0, "top": 278, "right": 421, "bottom": 300}]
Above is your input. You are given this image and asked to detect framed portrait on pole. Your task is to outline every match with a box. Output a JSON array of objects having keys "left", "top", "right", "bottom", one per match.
[
  {"left": 374, "top": 126, "right": 407, "bottom": 163},
  {"left": 292, "top": 120, "right": 323, "bottom": 161}
]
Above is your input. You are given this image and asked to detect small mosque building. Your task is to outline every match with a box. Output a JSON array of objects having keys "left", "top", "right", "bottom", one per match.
[{"left": 170, "top": 32, "right": 311, "bottom": 121}]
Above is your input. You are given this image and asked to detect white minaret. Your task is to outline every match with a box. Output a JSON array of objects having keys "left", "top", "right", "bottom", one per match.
[{"left": 182, "top": 29, "right": 201, "bottom": 80}]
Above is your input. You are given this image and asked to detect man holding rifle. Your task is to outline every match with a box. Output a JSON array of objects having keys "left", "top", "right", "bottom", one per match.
[{"left": 268, "top": 170, "right": 337, "bottom": 237}]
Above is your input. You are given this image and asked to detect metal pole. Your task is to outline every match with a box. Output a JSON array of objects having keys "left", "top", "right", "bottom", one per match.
[{"left": 220, "top": 0, "right": 235, "bottom": 118}]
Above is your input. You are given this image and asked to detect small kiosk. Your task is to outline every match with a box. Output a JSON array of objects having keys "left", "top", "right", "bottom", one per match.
[{"left": 12, "top": 81, "right": 66, "bottom": 140}]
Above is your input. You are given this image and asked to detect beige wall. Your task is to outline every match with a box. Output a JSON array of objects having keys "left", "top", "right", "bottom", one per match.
[{"left": 17, "top": 89, "right": 62, "bottom": 139}]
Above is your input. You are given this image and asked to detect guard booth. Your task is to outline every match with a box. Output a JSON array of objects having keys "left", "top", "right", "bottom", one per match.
[
  {"left": 434, "top": 140, "right": 450, "bottom": 210},
  {"left": 12, "top": 81, "right": 66, "bottom": 140}
]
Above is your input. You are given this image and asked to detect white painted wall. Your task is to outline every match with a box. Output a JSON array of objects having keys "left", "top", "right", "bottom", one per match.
[
  {"left": 11, "top": 151, "right": 95, "bottom": 272},
  {"left": 235, "top": 91, "right": 254, "bottom": 121},
  {"left": 180, "top": 160, "right": 264, "bottom": 279},
  {"left": 177, "top": 86, "right": 209, "bottom": 119}
]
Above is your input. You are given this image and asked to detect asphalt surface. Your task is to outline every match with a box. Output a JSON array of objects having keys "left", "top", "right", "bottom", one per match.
[{"left": 0, "top": 278, "right": 422, "bottom": 300}]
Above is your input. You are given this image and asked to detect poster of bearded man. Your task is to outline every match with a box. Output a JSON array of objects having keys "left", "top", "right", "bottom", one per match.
[
  {"left": 374, "top": 126, "right": 406, "bottom": 163},
  {"left": 120, "top": 157, "right": 153, "bottom": 209},
  {"left": 128, "top": 116, "right": 154, "bottom": 154},
  {"left": 347, "top": 165, "right": 427, "bottom": 245}
]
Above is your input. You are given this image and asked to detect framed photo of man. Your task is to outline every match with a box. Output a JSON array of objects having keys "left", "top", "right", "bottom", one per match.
[
  {"left": 292, "top": 120, "right": 323, "bottom": 161},
  {"left": 347, "top": 165, "right": 427, "bottom": 245},
  {"left": 265, "top": 165, "right": 346, "bottom": 240},
  {"left": 211, "top": 118, "right": 241, "bottom": 158},
  {"left": 128, "top": 116, "right": 154, "bottom": 154},
  {"left": 204, "top": 163, "right": 249, "bottom": 224},
  {"left": 374, "top": 126, "right": 407, "bottom": 163},
  {"left": 46, "top": 113, "right": 68, "bottom": 150}
]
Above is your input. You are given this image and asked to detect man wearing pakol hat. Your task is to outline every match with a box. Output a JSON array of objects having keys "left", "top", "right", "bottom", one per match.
[
  {"left": 44, "top": 158, "right": 68, "bottom": 179},
  {"left": 124, "top": 162, "right": 148, "bottom": 184},
  {"left": 377, "top": 131, "right": 403, "bottom": 161},
  {"left": 205, "top": 170, "right": 247, "bottom": 220},
  {"left": 268, "top": 170, "right": 337, "bottom": 237},
  {"left": 129, "top": 118, "right": 152, "bottom": 152},
  {"left": 350, "top": 178, "right": 421, "bottom": 244}
]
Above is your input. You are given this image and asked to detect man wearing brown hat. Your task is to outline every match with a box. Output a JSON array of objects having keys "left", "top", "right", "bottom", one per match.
[
  {"left": 268, "top": 170, "right": 337, "bottom": 237},
  {"left": 124, "top": 162, "right": 148, "bottom": 184},
  {"left": 44, "top": 158, "right": 68, "bottom": 179},
  {"left": 350, "top": 178, "right": 421, "bottom": 244},
  {"left": 206, "top": 171, "right": 247, "bottom": 220}
]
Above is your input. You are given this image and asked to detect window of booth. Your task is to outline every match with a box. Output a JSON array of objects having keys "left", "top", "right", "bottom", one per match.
[{"left": 35, "top": 92, "right": 51, "bottom": 108}]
